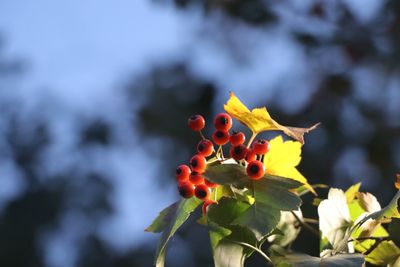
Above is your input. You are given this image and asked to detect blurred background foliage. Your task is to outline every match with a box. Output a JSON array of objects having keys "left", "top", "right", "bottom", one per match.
[{"left": 0, "top": 0, "right": 400, "bottom": 266}]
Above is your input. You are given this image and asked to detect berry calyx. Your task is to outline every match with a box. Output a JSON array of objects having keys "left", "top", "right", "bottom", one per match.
[
  {"left": 178, "top": 182, "right": 195, "bottom": 198},
  {"left": 245, "top": 149, "right": 257, "bottom": 162},
  {"left": 246, "top": 160, "right": 265, "bottom": 180},
  {"left": 197, "top": 139, "right": 214, "bottom": 157},
  {"left": 230, "top": 131, "right": 246, "bottom": 146},
  {"left": 190, "top": 154, "right": 207, "bottom": 173},
  {"left": 229, "top": 145, "right": 248, "bottom": 161},
  {"left": 195, "top": 184, "right": 211, "bottom": 200},
  {"left": 175, "top": 164, "right": 191, "bottom": 182},
  {"left": 202, "top": 199, "right": 217, "bottom": 215},
  {"left": 188, "top": 115, "right": 205, "bottom": 132},
  {"left": 189, "top": 172, "right": 205, "bottom": 185},
  {"left": 212, "top": 130, "right": 230, "bottom": 145},
  {"left": 204, "top": 179, "right": 218, "bottom": 188},
  {"left": 252, "top": 139, "right": 270, "bottom": 155},
  {"left": 213, "top": 113, "right": 232, "bottom": 131}
]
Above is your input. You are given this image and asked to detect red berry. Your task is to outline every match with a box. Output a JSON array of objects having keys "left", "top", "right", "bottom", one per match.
[
  {"left": 188, "top": 115, "right": 205, "bottom": 132},
  {"left": 245, "top": 149, "right": 257, "bottom": 162},
  {"left": 178, "top": 182, "right": 195, "bottom": 198},
  {"left": 189, "top": 172, "right": 205, "bottom": 185},
  {"left": 189, "top": 154, "right": 207, "bottom": 173},
  {"left": 212, "top": 130, "right": 230, "bottom": 145},
  {"left": 175, "top": 164, "right": 191, "bottom": 183},
  {"left": 195, "top": 184, "right": 211, "bottom": 200},
  {"left": 197, "top": 139, "right": 214, "bottom": 157},
  {"left": 252, "top": 139, "right": 270, "bottom": 155},
  {"left": 230, "top": 132, "right": 246, "bottom": 146},
  {"left": 204, "top": 179, "right": 218, "bottom": 188},
  {"left": 202, "top": 199, "right": 217, "bottom": 215},
  {"left": 214, "top": 113, "right": 232, "bottom": 131},
  {"left": 229, "top": 145, "right": 248, "bottom": 161},
  {"left": 246, "top": 160, "right": 265, "bottom": 180}
]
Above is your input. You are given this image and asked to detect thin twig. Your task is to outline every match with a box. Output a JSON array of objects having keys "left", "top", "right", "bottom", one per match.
[
  {"left": 199, "top": 130, "right": 206, "bottom": 140},
  {"left": 303, "top": 218, "right": 319, "bottom": 224},
  {"left": 246, "top": 132, "right": 258, "bottom": 149},
  {"left": 290, "top": 211, "right": 320, "bottom": 237},
  {"left": 364, "top": 237, "right": 389, "bottom": 255},
  {"left": 231, "top": 241, "right": 272, "bottom": 264},
  {"left": 348, "top": 236, "right": 389, "bottom": 243}
]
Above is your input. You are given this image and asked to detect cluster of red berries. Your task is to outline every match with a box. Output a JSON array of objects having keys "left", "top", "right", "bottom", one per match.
[{"left": 176, "top": 113, "right": 270, "bottom": 214}]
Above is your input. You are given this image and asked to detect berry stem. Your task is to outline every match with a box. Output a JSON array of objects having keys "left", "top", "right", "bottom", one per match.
[
  {"left": 199, "top": 130, "right": 206, "bottom": 140},
  {"left": 219, "top": 145, "right": 225, "bottom": 160},
  {"left": 246, "top": 132, "right": 258, "bottom": 149}
]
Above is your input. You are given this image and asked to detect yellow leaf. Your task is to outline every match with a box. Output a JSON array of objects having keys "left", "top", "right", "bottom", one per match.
[
  {"left": 223, "top": 92, "right": 319, "bottom": 144},
  {"left": 263, "top": 136, "right": 316, "bottom": 195}
]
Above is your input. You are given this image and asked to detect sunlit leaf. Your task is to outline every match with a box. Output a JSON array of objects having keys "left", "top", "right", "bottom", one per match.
[
  {"left": 264, "top": 136, "right": 315, "bottom": 194},
  {"left": 345, "top": 183, "right": 361, "bottom": 203},
  {"left": 223, "top": 92, "right": 319, "bottom": 144},
  {"left": 149, "top": 198, "right": 201, "bottom": 267},
  {"left": 365, "top": 241, "right": 400, "bottom": 266},
  {"left": 318, "top": 188, "right": 353, "bottom": 253},
  {"left": 214, "top": 241, "right": 246, "bottom": 267},
  {"left": 268, "top": 209, "right": 303, "bottom": 247},
  {"left": 360, "top": 190, "right": 400, "bottom": 224}
]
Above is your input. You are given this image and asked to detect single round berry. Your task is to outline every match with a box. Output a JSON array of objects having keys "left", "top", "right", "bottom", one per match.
[
  {"left": 190, "top": 154, "right": 207, "bottom": 173},
  {"left": 214, "top": 113, "right": 232, "bottom": 131},
  {"left": 246, "top": 160, "right": 265, "bottom": 180},
  {"left": 188, "top": 115, "right": 205, "bottom": 132},
  {"left": 245, "top": 149, "right": 257, "bottom": 162},
  {"left": 252, "top": 139, "right": 270, "bottom": 155},
  {"left": 202, "top": 199, "right": 217, "bottom": 215},
  {"left": 178, "top": 182, "right": 195, "bottom": 198},
  {"left": 229, "top": 144, "right": 248, "bottom": 161},
  {"left": 230, "top": 131, "right": 246, "bottom": 146},
  {"left": 204, "top": 179, "right": 218, "bottom": 188},
  {"left": 197, "top": 139, "right": 214, "bottom": 157},
  {"left": 212, "top": 130, "right": 230, "bottom": 145},
  {"left": 175, "top": 164, "right": 191, "bottom": 182},
  {"left": 195, "top": 184, "right": 211, "bottom": 200},
  {"left": 189, "top": 172, "right": 205, "bottom": 185}
]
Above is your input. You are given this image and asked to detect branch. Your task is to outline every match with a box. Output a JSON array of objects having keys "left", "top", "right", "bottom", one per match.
[{"left": 290, "top": 211, "right": 320, "bottom": 237}]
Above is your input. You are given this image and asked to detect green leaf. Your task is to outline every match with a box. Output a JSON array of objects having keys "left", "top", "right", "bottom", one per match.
[
  {"left": 214, "top": 240, "right": 246, "bottom": 267},
  {"left": 207, "top": 197, "right": 251, "bottom": 227},
  {"left": 151, "top": 198, "right": 201, "bottom": 267},
  {"left": 204, "top": 163, "right": 249, "bottom": 186},
  {"left": 233, "top": 176, "right": 302, "bottom": 240},
  {"left": 209, "top": 222, "right": 232, "bottom": 251},
  {"left": 345, "top": 183, "right": 361, "bottom": 203},
  {"left": 207, "top": 197, "right": 257, "bottom": 255},
  {"left": 145, "top": 202, "right": 179, "bottom": 233}
]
